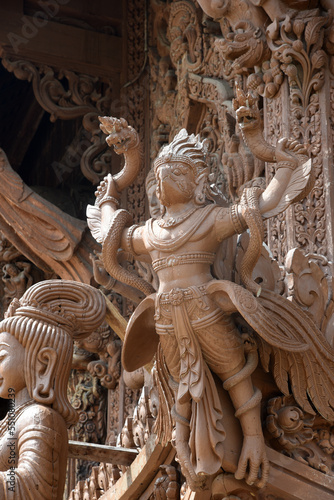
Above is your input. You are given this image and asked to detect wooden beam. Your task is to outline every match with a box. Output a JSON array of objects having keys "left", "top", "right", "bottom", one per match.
[
  {"left": 100, "top": 436, "right": 173, "bottom": 500},
  {"left": 68, "top": 441, "right": 138, "bottom": 466},
  {"left": 0, "top": 10, "right": 122, "bottom": 78}
]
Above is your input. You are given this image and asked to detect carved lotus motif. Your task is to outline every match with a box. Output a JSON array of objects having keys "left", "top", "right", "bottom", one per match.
[
  {"left": 169, "top": 288, "right": 185, "bottom": 306},
  {"left": 266, "top": 395, "right": 315, "bottom": 450}
]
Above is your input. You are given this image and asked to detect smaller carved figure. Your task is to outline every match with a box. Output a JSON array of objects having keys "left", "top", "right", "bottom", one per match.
[
  {"left": 2, "top": 262, "right": 33, "bottom": 304},
  {"left": 0, "top": 234, "right": 21, "bottom": 262},
  {"left": 0, "top": 279, "right": 106, "bottom": 499}
]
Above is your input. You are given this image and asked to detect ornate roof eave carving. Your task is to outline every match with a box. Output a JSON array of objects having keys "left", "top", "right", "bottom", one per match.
[
  {"left": 0, "top": 54, "right": 115, "bottom": 185},
  {"left": 0, "top": 147, "right": 100, "bottom": 283}
]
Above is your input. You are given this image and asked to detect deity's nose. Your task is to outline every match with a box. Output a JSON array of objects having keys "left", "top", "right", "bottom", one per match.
[{"left": 158, "top": 165, "right": 171, "bottom": 181}]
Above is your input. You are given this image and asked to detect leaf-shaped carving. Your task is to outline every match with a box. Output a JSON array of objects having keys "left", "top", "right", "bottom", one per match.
[
  {"left": 305, "top": 17, "right": 327, "bottom": 52},
  {"left": 285, "top": 248, "right": 329, "bottom": 329},
  {"left": 311, "top": 50, "right": 327, "bottom": 70}
]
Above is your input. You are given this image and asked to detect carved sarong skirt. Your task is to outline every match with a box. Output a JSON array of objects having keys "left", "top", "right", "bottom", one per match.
[{"left": 154, "top": 284, "right": 245, "bottom": 403}]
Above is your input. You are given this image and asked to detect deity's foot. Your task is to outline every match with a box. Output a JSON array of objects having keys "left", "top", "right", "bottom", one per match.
[{"left": 175, "top": 439, "right": 206, "bottom": 491}]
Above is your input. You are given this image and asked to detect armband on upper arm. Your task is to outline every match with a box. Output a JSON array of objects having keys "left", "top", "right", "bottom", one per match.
[
  {"left": 230, "top": 204, "right": 247, "bottom": 234},
  {"left": 123, "top": 224, "right": 141, "bottom": 256}
]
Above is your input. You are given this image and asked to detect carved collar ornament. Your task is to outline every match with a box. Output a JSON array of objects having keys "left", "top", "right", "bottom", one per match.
[
  {"left": 146, "top": 204, "right": 216, "bottom": 252},
  {"left": 156, "top": 206, "right": 198, "bottom": 228}
]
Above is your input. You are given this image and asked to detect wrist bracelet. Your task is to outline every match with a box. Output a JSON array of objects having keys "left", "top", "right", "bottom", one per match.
[
  {"left": 98, "top": 195, "right": 120, "bottom": 208},
  {"left": 106, "top": 275, "right": 117, "bottom": 289},
  {"left": 276, "top": 161, "right": 297, "bottom": 170}
]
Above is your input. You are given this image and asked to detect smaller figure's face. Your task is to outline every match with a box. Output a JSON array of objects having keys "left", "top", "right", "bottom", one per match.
[
  {"left": 4, "top": 264, "right": 17, "bottom": 278},
  {"left": 156, "top": 162, "right": 196, "bottom": 207},
  {"left": 0, "top": 332, "right": 26, "bottom": 399},
  {"left": 146, "top": 181, "right": 161, "bottom": 218}
]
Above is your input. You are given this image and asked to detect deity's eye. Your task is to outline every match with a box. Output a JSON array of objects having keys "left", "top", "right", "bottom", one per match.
[
  {"left": 179, "top": 166, "right": 189, "bottom": 175},
  {"left": 172, "top": 167, "right": 181, "bottom": 176}
]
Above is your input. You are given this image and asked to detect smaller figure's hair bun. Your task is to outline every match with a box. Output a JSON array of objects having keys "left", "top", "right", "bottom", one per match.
[{"left": 7, "top": 280, "right": 106, "bottom": 339}]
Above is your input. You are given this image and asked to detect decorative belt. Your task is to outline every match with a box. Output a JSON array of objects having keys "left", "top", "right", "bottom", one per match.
[
  {"left": 156, "top": 308, "right": 225, "bottom": 335},
  {"left": 158, "top": 285, "right": 208, "bottom": 305},
  {"left": 152, "top": 252, "right": 215, "bottom": 272}
]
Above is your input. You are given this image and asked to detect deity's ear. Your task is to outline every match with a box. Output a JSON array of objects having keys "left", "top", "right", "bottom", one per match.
[
  {"left": 33, "top": 347, "right": 57, "bottom": 405},
  {"left": 194, "top": 172, "right": 208, "bottom": 205}
]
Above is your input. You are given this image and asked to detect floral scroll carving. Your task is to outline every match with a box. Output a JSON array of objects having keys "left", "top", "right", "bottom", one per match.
[
  {"left": 77, "top": 323, "right": 122, "bottom": 391},
  {"left": 266, "top": 394, "right": 334, "bottom": 477}
]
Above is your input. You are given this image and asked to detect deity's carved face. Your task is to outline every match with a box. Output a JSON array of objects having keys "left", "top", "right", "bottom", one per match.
[
  {"left": 0, "top": 332, "right": 25, "bottom": 398},
  {"left": 155, "top": 162, "right": 196, "bottom": 207}
]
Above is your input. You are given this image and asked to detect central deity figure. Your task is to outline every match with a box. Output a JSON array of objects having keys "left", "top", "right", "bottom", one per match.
[{"left": 87, "top": 98, "right": 330, "bottom": 490}]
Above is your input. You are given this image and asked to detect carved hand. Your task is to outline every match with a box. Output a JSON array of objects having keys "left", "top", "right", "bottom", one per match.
[
  {"left": 95, "top": 173, "right": 120, "bottom": 208},
  {"left": 90, "top": 253, "right": 114, "bottom": 288},
  {"left": 235, "top": 434, "right": 269, "bottom": 488},
  {"left": 275, "top": 137, "right": 308, "bottom": 169},
  {"left": 99, "top": 116, "right": 139, "bottom": 155}
]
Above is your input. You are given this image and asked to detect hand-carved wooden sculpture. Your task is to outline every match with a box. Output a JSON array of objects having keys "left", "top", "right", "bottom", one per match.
[
  {"left": 87, "top": 90, "right": 334, "bottom": 491},
  {"left": 0, "top": 279, "right": 106, "bottom": 499}
]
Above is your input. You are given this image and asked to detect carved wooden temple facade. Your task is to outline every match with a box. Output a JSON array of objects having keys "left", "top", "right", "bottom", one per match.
[{"left": 1, "top": 1, "right": 334, "bottom": 499}]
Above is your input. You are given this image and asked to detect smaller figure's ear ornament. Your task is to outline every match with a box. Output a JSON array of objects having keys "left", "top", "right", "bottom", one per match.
[
  {"left": 33, "top": 347, "right": 58, "bottom": 405},
  {"left": 194, "top": 191, "right": 206, "bottom": 206},
  {"left": 194, "top": 172, "right": 209, "bottom": 206}
]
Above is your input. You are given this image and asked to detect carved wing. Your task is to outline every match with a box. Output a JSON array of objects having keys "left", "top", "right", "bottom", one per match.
[
  {"left": 86, "top": 204, "right": 103, "bottom": 243},
  {"left": 261, "top": 158, "right": 313, "bottom": 219},
  {"left": 257, "top": 289, "right": 334, "bottom": 420},
  {"left": 208, "top": 280, "right": 334, "bottom": 420}
]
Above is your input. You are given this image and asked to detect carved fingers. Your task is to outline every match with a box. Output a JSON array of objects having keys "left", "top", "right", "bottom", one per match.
[
  {"left": 275, "top": 137, "right": 308, "bottom": 168},
  {"left": 234, "top": 435, "right": 269, "bottom": 488},
  {"left": 285, "top": 139, "right": 308, "bottom": 156},
  {"left": 99, "top": 116, "right": 139, "bottom": 154},
  {"left": 90, "top": 253, "right": 110, "bottom": 286},
  {"left": 95, "top": 173, "right": 120, "bottom": 207}
]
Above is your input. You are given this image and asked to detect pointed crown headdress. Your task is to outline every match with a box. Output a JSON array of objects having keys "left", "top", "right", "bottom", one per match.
[{"left": 154, "top": 129, "right": 209, "bottom": 176}]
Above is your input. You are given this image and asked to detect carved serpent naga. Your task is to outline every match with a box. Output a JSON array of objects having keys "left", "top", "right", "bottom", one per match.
[
  {"left": 87, "top": 117, "right": 155, "bottom": 297},
  {"left": 233, "top": 85, "right": 313, "bottom": 296}
]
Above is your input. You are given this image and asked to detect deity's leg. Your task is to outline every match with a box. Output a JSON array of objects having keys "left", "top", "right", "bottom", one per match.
[
  {"left": 196, "top": 314, "right": 269, "bottom": 487},
  {"left": 215, "top": 355, "right": 269, "bottom": 488},
  {"left": 172, "top": 397, "right": 206, "bottom": 490}
]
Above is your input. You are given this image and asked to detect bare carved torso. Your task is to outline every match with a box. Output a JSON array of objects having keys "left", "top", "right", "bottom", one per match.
[{"left": 135, "top": 205, "right": 235, "bottom": 292}]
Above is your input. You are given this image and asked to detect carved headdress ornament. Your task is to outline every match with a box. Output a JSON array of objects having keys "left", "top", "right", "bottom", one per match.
[
  {"left": 154, "top": 129, "right": 209, "bottom": 176},
  {"left": 3, "top": 279, "right": 106, "bottom": 339},
  {"left": 0, "top": 280, "right": 106, "bottom": 425}
]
